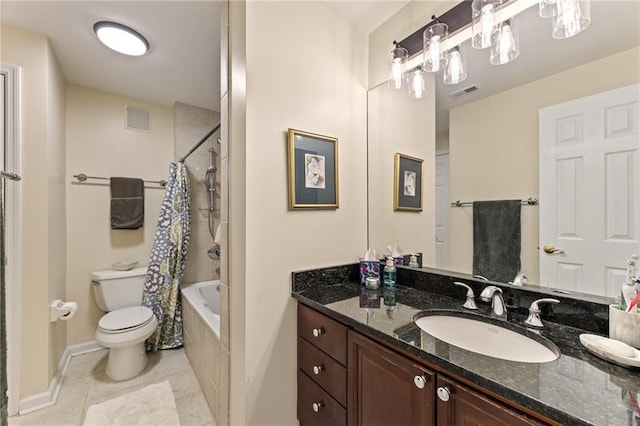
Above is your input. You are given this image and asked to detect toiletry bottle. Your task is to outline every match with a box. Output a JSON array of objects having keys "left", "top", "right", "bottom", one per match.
[{"left": 383, "top": 257, "right": 397, "bottom": 289}]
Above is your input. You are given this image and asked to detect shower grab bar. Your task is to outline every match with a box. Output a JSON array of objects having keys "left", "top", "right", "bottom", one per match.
[
  {"left": 178, "top": 121, "right": 221, "bottom": 163},
  {"left": 451, "top": 197, "right": 538, "bottom": 207},
  {"left": 73, "top": 173, "right": 167, "bottom": 187},
  {"left": 0, "top": 170, "right": 21, "bottom": 181}
]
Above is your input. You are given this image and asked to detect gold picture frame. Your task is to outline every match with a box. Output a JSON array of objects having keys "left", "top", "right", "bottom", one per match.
[
  {"left": 287, "top": 129, "right": 339, "bottom": 209},
  {"left": 394, "top": 153, "right": 423, "bottom": 212}
]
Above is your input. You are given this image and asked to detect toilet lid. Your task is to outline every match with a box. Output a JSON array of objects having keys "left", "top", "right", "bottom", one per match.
[{"left": 99, "top": 306, "right": 155, "bottom": 332}]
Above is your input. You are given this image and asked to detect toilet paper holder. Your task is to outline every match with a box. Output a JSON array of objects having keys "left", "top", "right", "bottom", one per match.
[{"left": 50, "top": 299, "right": 78, "bottom": 322}]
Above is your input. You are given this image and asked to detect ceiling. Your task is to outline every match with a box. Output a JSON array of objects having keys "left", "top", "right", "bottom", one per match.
[
  {"left": 1, "top": 1, "right": 221, "bottom": 111},
  {"left": 1, "top": 1, "right": 637, "bottom": 124}
]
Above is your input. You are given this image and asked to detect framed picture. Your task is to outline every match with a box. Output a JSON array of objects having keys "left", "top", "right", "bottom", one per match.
[
  {"left": 287, "top": 129, "right": 339, "bottom": 209},
  {"left": 394, "top": 153, "right": 423, "bottom": 212}
]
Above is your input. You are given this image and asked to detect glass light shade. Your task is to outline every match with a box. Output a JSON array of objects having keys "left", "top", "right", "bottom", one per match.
[
  {"left": 471, "top": 0, "right": 505, "bottom": 49},
  {"left": 552, "top": 0, "right": 591, "bottom": 39},
  {"left": 490, "top": 20, "right": 519, "bottom": 65},
  {"left": 444, "top": 47, "right": 467, "bottom": 85},
  {"left": 388, "top": 45, "right": 409, "bottom": 89},
  {"left": 423, "top": 23, "right": 449, "bottom": 72},
  {"left": 93, "top": 21, "right": 149, "bottom": 56},
  {"left": 539, "top": 0, "right": 558, "bottom": 18},
  {"left": 408, "top": 68, "right": 426, "bottom": 99}
]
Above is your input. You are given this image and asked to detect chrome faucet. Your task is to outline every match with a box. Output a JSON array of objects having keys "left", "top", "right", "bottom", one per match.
[
  {"left": 480, "top": 286, "right": 507, "bottom": 317},
  {"left": 453, "top": 282, "right": 478, "bottom": 310},
  {"left": 525, "top": 298, "right": 560, "bottom": 328}
]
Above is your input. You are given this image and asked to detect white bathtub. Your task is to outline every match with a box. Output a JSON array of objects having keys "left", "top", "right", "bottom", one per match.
[{"left": 182, "top": 280, "right": 221, "bottom": 339}]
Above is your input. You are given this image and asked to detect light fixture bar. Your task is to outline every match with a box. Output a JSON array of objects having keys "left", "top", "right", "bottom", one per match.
[{"left": 401, "top": 0, "right": 538, "bottom": 72}]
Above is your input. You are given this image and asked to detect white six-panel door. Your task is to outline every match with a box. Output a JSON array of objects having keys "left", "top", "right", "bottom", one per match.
[{"left": 539, "top": 83, "right": 640, "bottom": 297}]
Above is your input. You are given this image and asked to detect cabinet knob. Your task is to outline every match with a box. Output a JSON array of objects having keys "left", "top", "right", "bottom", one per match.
[
  {"left": 312, "top": 364, "right": 325, "bottom": 375},
  {"left": 437, "top": 386, "right": 451, "bottom": 402},
  {"left": 312, "top": 401, "right": 324, "bottom": 412},
  {"left": 414, "top": 375, "right": 428, "bottom": 389},
  {"left": 312, "top": 327, "right": 325, "bottom": 337}
]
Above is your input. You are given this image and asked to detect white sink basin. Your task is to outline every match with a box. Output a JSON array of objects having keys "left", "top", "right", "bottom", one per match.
[{"left": 415, "top": 314, "right": 559, "bottom": 363}]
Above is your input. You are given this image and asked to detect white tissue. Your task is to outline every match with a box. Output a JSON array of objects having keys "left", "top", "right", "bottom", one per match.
[
  {"left": 387, "top": 244, "right": 402, "bottom": 257},
  {"left": 363, "top": 248, "right": 378, "bottom": 261},
  {"left": 214, "top": 223, "right": 223, "bottom": 245}
]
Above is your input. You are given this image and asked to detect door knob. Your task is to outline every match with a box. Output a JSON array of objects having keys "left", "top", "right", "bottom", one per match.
[
  {"left": 312, "top": 401, "right": 324, "bottom": 412},
  {"left": 312, "top": 327, "right": 325, "bottom": 337},
  {"left": 437, "top": 386, "right": 451, "bottom": 402},
  {"left": 543, "top": 245, "right": 564, "bottom": 254},
  {"left": 312, "top": 364, "right": 325, "bottom": 375}
]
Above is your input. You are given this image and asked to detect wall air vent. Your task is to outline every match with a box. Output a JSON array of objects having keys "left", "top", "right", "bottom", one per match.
[
  {"left": 125, "top": 105, "right": 151, "bottom": 132},
  {"left": 449, "top": 85, "right": 480, "bottom": 99}
]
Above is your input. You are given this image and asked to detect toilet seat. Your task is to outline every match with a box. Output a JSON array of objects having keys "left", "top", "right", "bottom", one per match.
[{"left": 98, "top": 306, "right": 155, "bottom": 334}]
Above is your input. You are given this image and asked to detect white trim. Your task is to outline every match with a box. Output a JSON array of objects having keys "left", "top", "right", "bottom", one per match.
[
  {"left": 1, "top": 63, "right": 22, "bottom": 417},
  {"left": 16, "top": 341, "right": 104, "bottom": 415}
]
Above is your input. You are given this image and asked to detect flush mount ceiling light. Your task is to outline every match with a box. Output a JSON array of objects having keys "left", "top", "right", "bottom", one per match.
[{"left": 93, "top": 21, "right": 149, "bottom": 56}]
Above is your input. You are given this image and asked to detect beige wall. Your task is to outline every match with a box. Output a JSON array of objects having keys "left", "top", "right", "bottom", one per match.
[
  {"left": 65, "top": 85, "right": 174, "bottom": 345},
  {"left": 0, "top": 23, "right": 67, "bottom": 398},
  {"left": 449, "top": 46, "right": 640, "bottom": 283},
  {"left": 45, "top": 35, "right": 68, "bottom": 387},
  {"left": 227, "top": 1, "right": 368, "bottom": 423}
]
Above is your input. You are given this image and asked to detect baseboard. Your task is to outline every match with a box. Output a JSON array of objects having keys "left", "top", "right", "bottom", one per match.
[{"left": 17, "top": 340, "right": 105, "bottom": 415}]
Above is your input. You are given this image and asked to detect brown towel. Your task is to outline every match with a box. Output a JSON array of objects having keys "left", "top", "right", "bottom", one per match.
[{"left": 110, "top": 177, "right": 144, "bottom": 229}]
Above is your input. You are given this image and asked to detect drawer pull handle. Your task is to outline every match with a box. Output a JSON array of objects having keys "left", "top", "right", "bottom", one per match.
[
  {"left": 312, "top": 364, "right": 325, "bottom": 375},
  {"left": 312, "top": 327, "right": 325, "bottom": 337},
  {"left": 414, "top": 375, "right": 427, "bottom": 389},
  {"left": 437, "top": 386, "right": 451, "bottom": 402},
  {"left": 312, "top": 401, "right": 324, "bottom": 412}
]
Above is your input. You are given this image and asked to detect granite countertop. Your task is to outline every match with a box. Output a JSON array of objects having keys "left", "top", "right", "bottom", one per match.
[{"left": 293, "top": 280, "right": 640, "bottom": 426}]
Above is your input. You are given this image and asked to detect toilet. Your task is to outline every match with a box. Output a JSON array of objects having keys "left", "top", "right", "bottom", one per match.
[{"left": 92, "top": 267, "right": 158, "bottom": 381}]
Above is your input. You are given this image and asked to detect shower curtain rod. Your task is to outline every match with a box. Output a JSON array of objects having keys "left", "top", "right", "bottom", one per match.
[
  {"left": 0, "top": 170, "right": 21, "bottom": 181},
  {"left": 178, "top": 122, "right": 221, "bottom": 163}
]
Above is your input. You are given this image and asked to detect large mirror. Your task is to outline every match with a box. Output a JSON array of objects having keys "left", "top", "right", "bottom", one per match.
[{"left": 368, "top": 1, "right": 640, "bottom": 299}]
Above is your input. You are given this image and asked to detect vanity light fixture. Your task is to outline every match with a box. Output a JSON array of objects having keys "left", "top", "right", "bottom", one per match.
[
  {"left": 408, "top": 67, "right": 426, "bottom": 99},
  {"left": 93, "top": 21, "right": 149, "bottom": 56},
  {"left": 471, "top": 0, "right": 505, "bottom": 49},
  {"left": 490, "top": 19, "right": 520, "bottom": 65},
  {"left": 388, "top": 42, "right": 409, "bottom": 89},
  {"left": 538, "top": 0, "right": 558, "bottom": 18},
  {"left": 423, "top": 18, "right": 449, "bottom": 72},
  {"left": 552, "top": 0, "right": 591, "bottom": 39},
  {"left": 444, "top": 46, "right": 467, "bottom": 85}
]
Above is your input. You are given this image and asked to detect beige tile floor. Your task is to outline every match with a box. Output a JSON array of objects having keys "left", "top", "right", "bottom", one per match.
[{"left": 9, "top": 348, "right": 216, "bottom": 426}]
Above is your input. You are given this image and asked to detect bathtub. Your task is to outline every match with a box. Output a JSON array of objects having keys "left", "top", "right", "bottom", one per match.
[{"left": 181, "top": 280, "right": 221, "bottom": 339}]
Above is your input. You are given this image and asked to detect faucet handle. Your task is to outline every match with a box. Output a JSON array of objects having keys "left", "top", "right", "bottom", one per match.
[
  {"left": 453, "top": 282, "right": 478, "bottom": 310},
  {"left": 525, "top": 298, "right": 560, "bottom": 328}
]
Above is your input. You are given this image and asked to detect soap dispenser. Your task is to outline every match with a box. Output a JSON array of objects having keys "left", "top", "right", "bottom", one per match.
[{"left": 383, "top": 257, "right": 397, "bottom": 289}]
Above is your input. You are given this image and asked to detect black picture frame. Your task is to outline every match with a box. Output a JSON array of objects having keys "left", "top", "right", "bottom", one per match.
[
  {"left": 287, "top": 129, "right": 339, "bottom": 209},
  {"left": 394, "top": 153, "right": 423, "bottom": 212}
]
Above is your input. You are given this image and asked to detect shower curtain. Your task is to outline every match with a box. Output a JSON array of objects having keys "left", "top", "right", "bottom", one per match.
[
  {"left": 143, "top": 162, "right": 191, "bottom": 351},
  {"left": 1, "top": 181, "right": 7, "bottom": 426}
]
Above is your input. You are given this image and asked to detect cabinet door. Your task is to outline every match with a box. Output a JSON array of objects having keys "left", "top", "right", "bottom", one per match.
[
  {"left": 436, "top": 376, "right": 546, "bottom": 426},
  {"left": 348, "top": 331, "right": 435, "bottom": 426}
]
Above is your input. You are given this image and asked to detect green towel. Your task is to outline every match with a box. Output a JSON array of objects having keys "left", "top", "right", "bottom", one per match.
[{"left": 473, "top": 200, "right": 521, "bottom": 283}]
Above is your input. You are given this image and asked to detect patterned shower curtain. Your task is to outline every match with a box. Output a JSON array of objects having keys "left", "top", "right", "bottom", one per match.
[
  {"left": 143, "top": 162, "right": 191, "bottom": 351},
  {"left": 0, "top": 181, "right": 7, "bottom": 426}
]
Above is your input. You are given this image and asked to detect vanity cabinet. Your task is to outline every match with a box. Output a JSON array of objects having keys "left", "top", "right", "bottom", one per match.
[
  {"left": 297, "top": 304, "right": 551, "bottom": 426},
  {"left": 435, "top": 376, "right": 545, "bottom": 426},
  {"left": 348, "top": 330, "right": 435, "bottom": 426}
]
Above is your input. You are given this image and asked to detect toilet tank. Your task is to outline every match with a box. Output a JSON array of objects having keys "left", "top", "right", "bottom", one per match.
[{"left": 91, "top": 267, "right": 148, "bottom": 312}]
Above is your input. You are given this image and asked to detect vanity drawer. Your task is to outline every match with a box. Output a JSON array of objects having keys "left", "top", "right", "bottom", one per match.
[
  {"left": 299, "top": 337, "right": 347, "bottom": 406},
  {"left": 298, "top": 370, "right": 347, "bottom": 426},
  {"left": 298, "top": 304, "right": 347, "bottom": 365}
]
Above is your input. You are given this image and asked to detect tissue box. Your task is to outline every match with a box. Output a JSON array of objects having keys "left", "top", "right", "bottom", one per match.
[
  {"left": 359, "top": 260, "right": 380, "bottom": 285},
  {"left": 610, "top": 304, "right": 640, "bottom": 349}
]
